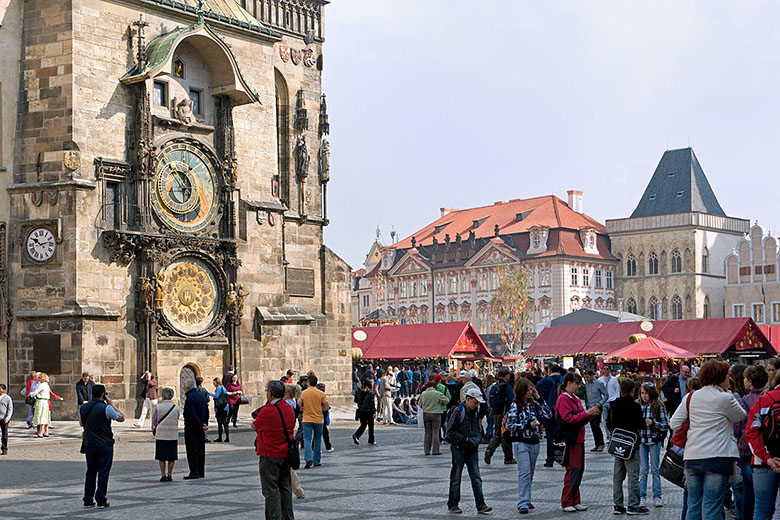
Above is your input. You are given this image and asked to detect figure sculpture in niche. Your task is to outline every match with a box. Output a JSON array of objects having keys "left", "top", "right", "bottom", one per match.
[
  {"left": 319, "top": 139, "right": 330, "bottom": 183},
  {"left": 294, "top": 136, "right": 309, "bottom": 180},
  {"left": 171, "top": 97, "right": 194, "bottom": 125},
  {"left": 226, "top": 283, "right": 238, "bottom": 316},
  {"left": 236, "top": 284, "right": 247, "bottom": 318},
  {"left": 139, "top": 276, "right": 154, "bottom": 310},
  {"left": 154, "top": 270, "right": 165, "bottom": 310}
]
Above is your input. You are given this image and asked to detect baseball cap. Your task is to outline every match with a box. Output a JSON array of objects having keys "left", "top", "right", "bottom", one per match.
[
  {"left": 433, "top": 374, "right": 443, "bottom": 382},
  {"left": 465, "top": 388, "right": 485, "bottom": 403},
  {"left": 459, "top": 370, "right": 470, "bottom": 378}
]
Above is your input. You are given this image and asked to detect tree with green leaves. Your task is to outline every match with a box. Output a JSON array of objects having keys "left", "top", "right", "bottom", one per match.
[{"left": 489, "top": 264, "right": 532, "bottom": 356}]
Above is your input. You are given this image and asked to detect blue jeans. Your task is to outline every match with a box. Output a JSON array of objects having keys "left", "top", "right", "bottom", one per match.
[
  {"left": 639, "top": 442, "right": 662, "bottom": 500},
  {"left": 738, "top": 455, "right": 754, "bottom": 520},
  {"left": 302, "top": 422, "right": 323, "bottom": 465},
  {"left": 448, "top": 445, "right": 486, "bottom": 509},
  {"left": 84, "top": 445, "right": 114, "bottom": 504},
  {"left": 684, "top": 467, "right": 730, "bottom": 520},
  {"left": 752, "top": 466, "right": 780, "bottom": 520},
  {"left": 513, "top": 442, "right": 540, "bottom": 510},
  {"left": 602, "top": 402, "right": 611, "bottom": 440}
]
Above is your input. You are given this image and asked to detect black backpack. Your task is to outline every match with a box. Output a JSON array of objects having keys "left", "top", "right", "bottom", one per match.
[
  {"left": 489, "top": 382, "right": 507, "bottom": 412},
  {"left": 761, "top": 400, "right": 780, "bottom": 457}
]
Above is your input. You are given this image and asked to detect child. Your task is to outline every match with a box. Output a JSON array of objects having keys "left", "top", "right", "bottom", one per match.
[
  {"left": 637, "top": 383, "right": 668, "bottom": 508},
  {"left": 316, "top": 383, "right": 334, "bottom": 453},
  {"left": 607, "top": 379, "right": 647, "bottom": 515}
]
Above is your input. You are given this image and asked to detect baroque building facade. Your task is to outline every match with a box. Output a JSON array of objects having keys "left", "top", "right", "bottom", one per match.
[
  {"left": 352, "top": 193, "right": 617, "bottom": 352},
  {"left": 607, "top": 148, "right": 749, "bottom": 321},
  {"left": 4, "top": 0, "right": 351, "bottom": 418},
  {"left": 725, "top": 223, "right": 780, "bottom": 324}
]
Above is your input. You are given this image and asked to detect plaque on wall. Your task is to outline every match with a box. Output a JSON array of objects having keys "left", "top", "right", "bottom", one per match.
[{"left": 287, "top": 268, "right": 315, "bottom": 298}]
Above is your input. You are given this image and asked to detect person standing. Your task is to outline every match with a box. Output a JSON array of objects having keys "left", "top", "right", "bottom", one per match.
[
  {"left": 283, "top": 383, "right": 305, "bottom": 500},
  {"left": 351, "top": 367, "right": 360, "bottom": 396},
  {"left": 734, "top": 364, "right": 768, "bottom": 520},
  {"left": 80, "top": 384, "right": 125, "bottom": 507},
  {"left": 745, "top": 369, "right": 780, "bottom": 520},
  {"left": 225, "top": 374, "right": 243, "bottom": 429},
  {"left": 353, "top": 378, "right": 376, "bottom": 446},
  {"left": 29, "top": 372, "right": 61, "bottom": 437},
  {"left": 583, "top": 369, "right": 608, "bottom": 452},
  {"left": 662, "top": 365, "right": 691, "bottom": 417},
  {"left": 637, "top": 383, "right": 668, "bottom": 508},
  {"left": 183, "top": 382, "right": 209, "bottom": 480},
  {"left": 484, "top": 367, "right": 516, "bottom": 465},
  {"left": 299, "top": 374, "right": 329, "bottom": 469},
  {"left": 0, "top": 384, "right": 12, "bottom": 455},
  {"left": 556, "top": 372, "right": 600, "bottom": 512},
  {"left": 134, "top": 371, "right": 158, "bottom": 429},
  {"left": 379, "top": 371, "right": 397, "bottom": 425},
  {"left": 458, "top": 371, "right": 479, "bottom": 403},
  {"left": 152, "top": 387, "right": 179, "bottom": 482},
  {"left": 536, "top": 364, "right": 563, "bottom": 468},
  {"left": 76, "top": 372, "right": 94, "bottom": 410},
  {"left": 445, "top": 387, "right": 492, "bottom": 515},
  {"left": 420, "top": 381, "right": 449, "bottom": 455},
  {"left": 24, "top": 371, "right": 37, "bottom": 428},
  {"left": 600, "top": 367, "right": 621, "bottom": 442},
  {"left": 397, "top": 366, "right": 409, "bottom": 398},
  {"left": 253, "top": 380, "right": 296, "bottom": 520},
  {"left": 208, "top": 377, "right": 230, "bottom": 442},
  {"left": 504, "top": 378, "right": 551, "bottom": 514},
  {"left": 608, "top": 379, "right": 647, "bottom": 515}
]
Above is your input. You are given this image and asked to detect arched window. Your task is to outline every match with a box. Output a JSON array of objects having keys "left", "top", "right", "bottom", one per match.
[
  {"left": 626, "top": 254, "right": 637, "bottom": 277},
  {"left": 671, "top": 250, "right": 682, "bottom": 273},
  {"left": 627, "top": 298, "right": 637, "bottom": 314},
  {"left": 703, "top": 296, "right": 710, "bottom": 318},
  {"left": 672, "top": 295, "right": 683, "bottom": 320},
  {"left": 648, "top": 296, "right": 658, "bottom": 319},
  {"left": 702, "top": 248, "right": 709, "bottom": 273},
  {"left": 648, "top": 252, "right": 658, "bottom": 275},
  {"left": 274, "top": 70, "right": 290, "bottom": 206}
]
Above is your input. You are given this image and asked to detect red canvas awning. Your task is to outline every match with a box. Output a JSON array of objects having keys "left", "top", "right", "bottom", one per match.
[
  {"left": 657, "top": 318, "right": 772, "bottom": 355},
  {"left": 580, "top": 321, "right": 671, "bottom": 355},
  {"left": 758, "top": 325, "right": 780, "bottom": 354},
  {"left": 523, "top": 323, "right": 601, "bottom": 357},
  {"left": 351, "top": 322, "right": 493, "bottom": 361},
  {"left": 602, "top": 337, "right": 698, "bottom": 361}
]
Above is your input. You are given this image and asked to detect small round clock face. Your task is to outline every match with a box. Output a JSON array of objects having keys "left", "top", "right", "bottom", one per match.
[
  {"left": 26, "top": 228, "right": 55, "bottom": 262},
  {"left": 151, "top": 141, "right": 219, "bottom": 233}
]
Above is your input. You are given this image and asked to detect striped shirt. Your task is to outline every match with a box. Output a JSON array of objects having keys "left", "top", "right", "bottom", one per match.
[{"left": 640, "top": 402, "right": 668, "bottom": 445}]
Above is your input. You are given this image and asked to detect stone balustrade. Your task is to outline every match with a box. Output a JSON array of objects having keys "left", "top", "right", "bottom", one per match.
[{"left": 243, "top": 0, "right": 325, "bottom": 40}]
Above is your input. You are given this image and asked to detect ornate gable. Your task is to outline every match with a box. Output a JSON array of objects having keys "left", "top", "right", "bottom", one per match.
[
  {"left": 466, "top": 241, "right": 518, "bottom": 267},
  {"left": 387, "top": 251, "right": 430, "bottom": 276}
]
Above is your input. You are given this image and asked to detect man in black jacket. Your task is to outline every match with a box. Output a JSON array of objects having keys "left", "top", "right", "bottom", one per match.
[
  {"left": 183, "top": 382, "right": 209, "bottom": 479},
  {"left": 607, "top": 379, "right": 647, "bottom": 515},
  {"left": 445, "top": 388, "right": 492, "bottom": 515},
  {"left": 484, "top": 367, "right": 515, "bottom": 465},
  {"left": 76, "top": 372, "right": 94, "bottom": 410},
  {"left": 661, "top": 365, "right": 690, "bottom": 416}
]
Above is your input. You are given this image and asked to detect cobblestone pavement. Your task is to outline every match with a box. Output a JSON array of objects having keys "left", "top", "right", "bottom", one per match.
[{"left": 0, "top": 415, "right": 684, "bottom": 519}]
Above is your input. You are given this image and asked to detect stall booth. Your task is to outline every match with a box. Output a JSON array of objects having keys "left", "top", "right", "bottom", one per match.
[{"left": 351, "top": 321, "right": 497, "bottom": 375}]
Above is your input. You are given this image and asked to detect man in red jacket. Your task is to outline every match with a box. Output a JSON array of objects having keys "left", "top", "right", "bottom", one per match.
[
  {"left": 253, "top": 380, "right": 295, "bottom": 520},
  {"left": 745, "top": 380, "right": 780, "bottom": 520}
]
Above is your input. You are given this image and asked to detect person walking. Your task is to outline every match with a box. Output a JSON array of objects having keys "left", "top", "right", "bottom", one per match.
[
  {"left": 735, "top": 364, "right": 768, "bottom": 520},
  {"left": 745, "top": 369, "right": 780, "bottom": 520},
  {"left": 669, "top": 359, "right": 746, "bottom": 520},
  {"left": 608, "top": 379, "right": 647, "bottom": 515},
  {"left": 253, "top": 380, "right": 296, "bottom": 520},
  {"left": 637, "top": 383, "right": 668, "bottom": 509},
  {"left": 152, "top": 387, "right": 179, "bottom": 482},
  {"left": 537, "top": 364, "right": 563, "bottom": 467},
  {"left": 182, "top": 381, "right": 209, "bottom": 480},
  {"left": 29, "top": 372, "right": 61, "bottom": 437},
  {"left": 433, "top": 374, "right": 451, "bottom": 442},
  {"left": 353, "top": 378, "right": 377, "bottom": 446},
  {"left": 76, "top": 372, "right": 94, "bottom": 410},
  {"left": 208, "top": 377, "right": 230, "bottom": 442},
  {"left": 420, "top": 381, "right": 449, "bottom": 455},
  {"left": 315, "top": 383, "right": 334, "bottom": 452},
  {"left": 80, "top": 384, "right": 125, "bottom": 507},
  {"left": 504, "top": 377, "right": 551, "bottom": 514},
  {"left": 600, "top": 366, "right": 621, "bottom": 442},
  {"left": 458, "top": 371, "right": 479, "bottom": 403},
  {"left": 299, "top": 374, "right": 329, "bottom": 469},
  {"left": 583, "top": 369, "right": 608, "bottom": 452},
  {"left": 225, "top": 374, "right": 243, "bottom": 429},
  {"left": 134, "top": 371, "right": 158, "bottom": 429},
  {"left": 0, "top": 384, "right": 12, "bottom": 455},
  {"left": 484, "top": 367, "right": 516, "bottom": 465},
  {"left": 556, "top": 372, "right": 600, "bottom": 512},
  {"left": 397, "top": 366, "right": 409, "bottom": 398},
  {"left": 445, "top": 387, "right": 492, "bottom": 515}
]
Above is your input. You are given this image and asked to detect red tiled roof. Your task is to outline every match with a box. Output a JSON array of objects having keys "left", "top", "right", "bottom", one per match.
[
  {"left": 352, "top": 322, "right": 493, "bottom": 361},
  {"left": 394, "top": 195, "right": 613, "bottom": 260}
]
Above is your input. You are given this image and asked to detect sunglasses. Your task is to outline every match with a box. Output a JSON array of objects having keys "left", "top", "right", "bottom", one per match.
[{"left": 641, "top": 382, "right": 655, "bottom": 387}]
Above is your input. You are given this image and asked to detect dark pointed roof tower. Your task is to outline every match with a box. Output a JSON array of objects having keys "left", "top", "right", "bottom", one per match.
[{"left": 630, "top": 147, "right": 726, "bottom": 218}]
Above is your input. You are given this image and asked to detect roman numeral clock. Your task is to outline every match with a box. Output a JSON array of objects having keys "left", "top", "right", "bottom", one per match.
[{"left": 21, "top": 220, "right": 61, "bottom": 266}]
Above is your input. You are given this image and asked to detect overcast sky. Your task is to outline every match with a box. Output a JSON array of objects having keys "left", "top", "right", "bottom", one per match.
[{"left": 321, "top": 1, "right": 780, "bottom": 269}]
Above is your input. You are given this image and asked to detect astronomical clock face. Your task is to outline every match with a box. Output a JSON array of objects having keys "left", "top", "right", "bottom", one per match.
[
  {"left": 161, "top": 257, "right": 221, "bottom": 336},
  {"left": 152, "top": 141, "right": 219, "bottom": 233}
]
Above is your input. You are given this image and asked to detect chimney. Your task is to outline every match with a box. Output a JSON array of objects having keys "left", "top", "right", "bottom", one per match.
[
  {"left": 567, "top": 190, "right": 583, "bottom": 213},
  {"left": 440, "top": 207, "right": 457, "bottom": 217}
]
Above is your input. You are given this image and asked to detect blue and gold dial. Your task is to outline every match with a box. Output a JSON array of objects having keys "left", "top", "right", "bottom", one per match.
[{"left": 152, "top": 141, "right": 219, "bottom": 233}]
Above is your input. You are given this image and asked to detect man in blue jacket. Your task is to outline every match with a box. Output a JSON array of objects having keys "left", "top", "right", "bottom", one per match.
[
  {"left": 183, "top": 382, "right": 209, "bottom": 479},
  {"left": 536, "top": 363, "right": 563, "bottom": 467}
]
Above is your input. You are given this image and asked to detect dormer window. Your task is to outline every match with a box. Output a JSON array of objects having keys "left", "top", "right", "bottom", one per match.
[
  {"left": 533, "top": 235, "right": 541, "bottom": 248},
  {"left": 676, "top": 191, "right": 684, "bottom": 198},
  {"left": 648, "top": 194, "right": 656, "bottom": 201},
  {"left": 434, "top": 223, "right": 450, "bottom": 234},
  {"left": 472, "top": 217, "right": 488, "bottom": 229}
]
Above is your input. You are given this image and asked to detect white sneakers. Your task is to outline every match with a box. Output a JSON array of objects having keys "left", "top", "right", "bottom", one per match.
[
  {"left": 562, "top": 505, "right": 588, "bottom": 512},
  {"left": 654, "top": 497, "right": 663, "bottom": 507},
  {"left": 639, "top": 499, "right": 646, "bottom": 508}
]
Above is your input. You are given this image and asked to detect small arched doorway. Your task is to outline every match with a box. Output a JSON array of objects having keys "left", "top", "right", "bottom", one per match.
[{"left": 179, "top": 364, "right": 198, "bottom": 408}]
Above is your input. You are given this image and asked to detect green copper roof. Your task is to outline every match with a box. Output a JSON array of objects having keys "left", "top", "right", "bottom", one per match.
[{"left": 141, "top": 0, "right": 279, "bottom": 37}]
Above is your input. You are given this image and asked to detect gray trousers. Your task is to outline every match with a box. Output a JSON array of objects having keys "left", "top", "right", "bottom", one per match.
[
  {"left": 423, "top": 412, "right": 442, "bottom": 455},
  {"left": 613, "top": 451, "right": 640, "bottom": 509},
  {"left": 259, "top": 457, "right": 295, "bottom": 520}
]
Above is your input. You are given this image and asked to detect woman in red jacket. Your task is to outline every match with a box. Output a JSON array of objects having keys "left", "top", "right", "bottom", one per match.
[
  {"left": 555, "top": 372, "right": 600, "bottom": 513},
  {"left": 225, "top": 375, "right": 243, "bottom": 428}
]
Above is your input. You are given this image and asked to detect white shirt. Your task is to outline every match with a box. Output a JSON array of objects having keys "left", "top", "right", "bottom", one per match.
[{"left": 600, "top": 375, "right": 620, "bottom": 402}]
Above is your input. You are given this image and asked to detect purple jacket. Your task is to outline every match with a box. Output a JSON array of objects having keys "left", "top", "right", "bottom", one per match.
[{"left": 734, "top": 389, "right": 762, "bottom": 457}]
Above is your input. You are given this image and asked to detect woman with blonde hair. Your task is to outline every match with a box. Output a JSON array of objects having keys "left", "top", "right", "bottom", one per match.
[{"left": 29, "top": 372, "right": 62, "bottom": 437}]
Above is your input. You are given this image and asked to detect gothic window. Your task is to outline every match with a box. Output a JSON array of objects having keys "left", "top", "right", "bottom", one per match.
[
  {"left": 627, "top": 298, "right": 637, "bottom": 315},
  {"left": 595, "top": 269, "right": 602, "bottom": 288},
  {"left": 626, "top": 254, "right": 637, "bottom": 276},
  {"left": 606, "top": 271, "right": 613, "bottom": 289},
  {"left": 648, "top": 252, "right": 659, "bottom": 275},
  {"left": 274, "top": 70, "right": 291, "bottom": 207},
  {"left": 671, "top": 250, "right": 682, "bottom": 273},
  {"left": 648, "top": 296, "right": 658, "bottom": 319},
  {"left": 704, "top": 296, "right": 711, "bottom": 319},
  {"left": 673, "top": 296, "right": 685, "bottom": 319},
  {"left": 702, "top": 248, "right": 709, "bottom": 273}
]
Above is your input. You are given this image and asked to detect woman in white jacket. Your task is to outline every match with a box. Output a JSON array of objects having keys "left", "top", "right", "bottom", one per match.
[{"left": 669, "top": 359, "right": 746, "bottom": 520}]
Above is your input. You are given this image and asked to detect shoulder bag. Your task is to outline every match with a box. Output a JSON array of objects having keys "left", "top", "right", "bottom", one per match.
[
  {"left": 152, "top": 403, "right": 176, "bottom": 437},
  {"left": 273, "top": 402, "right": 300, "bottom": 470},
  {"left": 608, "top": 428, "right": 638, "bottom": 460},
  {"left": 660, "top": 391, "right": 694, "bottom": 488}
]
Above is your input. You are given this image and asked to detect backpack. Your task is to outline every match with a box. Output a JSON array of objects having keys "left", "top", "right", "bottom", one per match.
[
  {"left": 444, "top": 405, "right": 465, "bottom": 443},
  {"left": 214, "top": 388, "right": 228, "bottom": 409},
  {"left": 488, "top": 382, "right": 506, "bottom": 412},
  {"left": 761, "top": 400, "right": 780, "bottom": 457}
]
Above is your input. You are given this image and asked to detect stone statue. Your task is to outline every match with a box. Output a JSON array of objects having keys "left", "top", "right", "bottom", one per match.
[
  {"left": 139, "top": 276, "right": 154, "bottom": 310},
  {"left": 319, "top": 139, "right": 330, "bottom": 183},
  {"left": 171, "top": 97, "right": 194, "bottom": 125},
  {"left": 236, "top": 283, "right": 247, "bottom": 318},
  {"left": 226, "top": 283, "right": 238, "bottom": 315},
  {"left": 154, "top": 270, "right": 165, "bottom": 310},
  {"left": 294, "top": 135, "right": 309, "bottom": 180}
]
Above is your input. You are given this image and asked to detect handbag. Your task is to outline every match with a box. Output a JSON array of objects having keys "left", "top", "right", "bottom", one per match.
[
  {"left": 239, "top": 395, "right": 249, "bottom": 405},
  {"left": 273, "top": 402, "right": 300, "bottom": 470},
  {"left": 607, "top": 428, "right": 638, "bottom": 460},
  {"left": 660, "top": 446, "right": 686, "bottom": 488},
  {"left": 669, "top": 391, "right": 695, "bottom": 449},
  {"left": 152, "top": 403, "right": 176, "bottom": 437},
  {"left": 25, "top": 395, "right": 36, "bottom": 406},
  {"left": 553, "top": 440, "right": 567, "bottom": 465}
]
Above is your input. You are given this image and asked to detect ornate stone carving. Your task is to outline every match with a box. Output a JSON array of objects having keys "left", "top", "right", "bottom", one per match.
[
  {"left": 294, "top": 135, "right": 309, "bottom": 180},
  {"left": 171, "top": 97, "right": 195, "bottom": 125},
  {"left": 318, "top": 139, "right": 330, "bottom": 184},
  {"left": 102, "top": 230, "right": 137, "bottom": 264},
  {"left": 294, "top": 89, "right": 308, "bottom": 132},
  {"left": 318, "top": 93, "right": 329, "bottom": 138}
]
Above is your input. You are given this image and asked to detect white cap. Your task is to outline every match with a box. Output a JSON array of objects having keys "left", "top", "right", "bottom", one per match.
[
  {"left": 459, "top": 370, "right": 470, "bottom": 378},
  {"left": 465, "top": 388, "right": 485, "bottom": 403}
]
